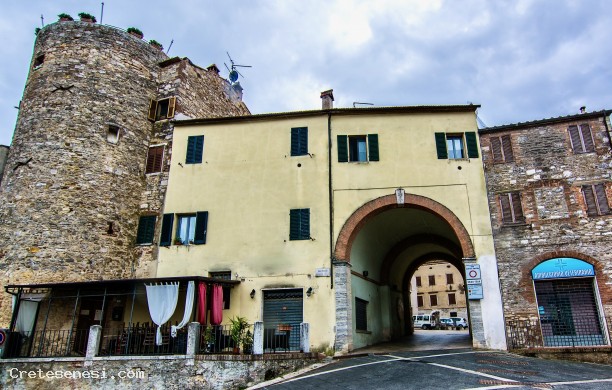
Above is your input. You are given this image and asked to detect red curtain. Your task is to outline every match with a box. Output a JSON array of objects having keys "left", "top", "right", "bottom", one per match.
[
  {"left": 210, "top": 284, "right": 223, "bottom": 325},
  {"left": 197, "top": 282, "right": 207, "bottom": 324}
]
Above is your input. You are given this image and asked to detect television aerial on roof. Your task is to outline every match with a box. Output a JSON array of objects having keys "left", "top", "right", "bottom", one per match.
[{"left": 224, "top": 52, "right": 252, "bottom": 83}]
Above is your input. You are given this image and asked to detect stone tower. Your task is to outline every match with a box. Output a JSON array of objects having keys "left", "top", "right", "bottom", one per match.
[{"left": 0, "top": 20, "right": 249, "bottom": 326}]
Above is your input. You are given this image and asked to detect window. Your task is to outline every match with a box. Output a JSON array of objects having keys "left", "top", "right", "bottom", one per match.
[
  {"left": 490, "top": 134, "right": 514, "bottom": 163},
  {"left": 430, "top": 295, "right": 438, "bottom": 306},
  {"left": 186, "top": 135, "right": 204, "bottom": 164},
  {"left": 106, "top": 125, "right": 120, "bottom": 144},
  {"left": 289, "top": 208, "right": 310, "bottom": 240},
  {"left": 337, "top": 134, "right": 379, "bottom": 162},
  {"left": 290, "top": 127, "right": 308, "bottom": 156},
  {"left": 568, "top": 124, "right": 594, "bottom": 154},
  {"left": 33, "top": 54, "right": 45, "bottom": 70},
  {"left": 417, "top": 295, "right": 424, "bottom": 307},
  {"left": 159, "top": 211, "right": 208, "bottom": 246},
  {"left": 428, "top": 275, "right": 436, "bottom": 286},
  {"left": 415, "top": 276, "right": 422, "bottom": 287},
  {"left": 435, "top": 132, "right": 479, "bottom": 159},
  {"left": 355, "top": 297, "right": 368, "bottom": 331},
  {"left": 499, "top": 192, "right": 524, "bottom": 224},
  {"left": 210, "top": 271, "right": 232, "bottom": 309},
  {"left": 148, "top": 97, "right": 176, "bottom": 121},
  {"left": 448, "top": 293, "right": 456, "bottom": 305},
  {"left": 145, "top": 145, "right": 164, "bottom": 174},
  {"left": 582, "top": 183, "right": 610, "bottom": 216},
  {"left": 446, "top": 273, "right": 454, "bottom": 285},
  {"left": 136, "top": 215, "right": 156, "bottom": 245}
]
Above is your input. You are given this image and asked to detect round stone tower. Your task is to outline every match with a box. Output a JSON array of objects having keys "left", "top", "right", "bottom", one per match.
[{"left": 0, "top": 20, "right": 168, "bottom": 325}]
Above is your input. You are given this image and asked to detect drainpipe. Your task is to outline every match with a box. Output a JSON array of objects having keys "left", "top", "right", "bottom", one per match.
[{"left": 328, "top": 111, "right": 334, "bottom": 289}]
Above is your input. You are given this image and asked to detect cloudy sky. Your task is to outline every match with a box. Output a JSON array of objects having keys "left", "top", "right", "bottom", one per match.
[{"left": 0, "top": 0, "right": 610, "bottom": 145}]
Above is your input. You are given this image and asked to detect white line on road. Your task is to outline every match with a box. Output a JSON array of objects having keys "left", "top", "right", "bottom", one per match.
[{"left": 461, "top": 377, "right": 612, "bottom": 389}]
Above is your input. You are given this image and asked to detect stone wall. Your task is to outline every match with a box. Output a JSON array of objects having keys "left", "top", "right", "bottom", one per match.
[
  {"left": 0, "top": 145, "right": 9, "bottom": 187},
  {"left": 479, "top": 112, "right": 612, "bottom": 321}
]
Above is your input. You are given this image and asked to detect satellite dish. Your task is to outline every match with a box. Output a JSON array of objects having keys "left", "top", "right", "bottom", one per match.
[
  {"left": 224, "top": 52, "right": 251, "bottom": 83},
  {"left": 229, "top": 70, "right": 239, "bottom": 83}
]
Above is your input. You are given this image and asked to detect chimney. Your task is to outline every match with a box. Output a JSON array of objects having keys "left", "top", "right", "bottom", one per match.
[
  {"left": 580, "top": 106, "right": 586, "bottom": 114},
  {"left": 321, "top": 89, "right": 334, "bottom": 110}
]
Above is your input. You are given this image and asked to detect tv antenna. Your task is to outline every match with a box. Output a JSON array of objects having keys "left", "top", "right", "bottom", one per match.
[{"left": 224, "top": 52, "right": 251, "bottom": 83}]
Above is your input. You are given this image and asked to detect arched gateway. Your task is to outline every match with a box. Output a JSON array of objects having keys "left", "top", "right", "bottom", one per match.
[{"left": 332, "top": 193, "right": 507, "bottom": 353}]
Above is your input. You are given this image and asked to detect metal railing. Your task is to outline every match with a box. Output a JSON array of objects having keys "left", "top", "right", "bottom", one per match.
[
  {"left": 263, "top": 324, "right": 301, "bottom": 353},
  {"left": 3, "top": 328, "right": 90, "bottom": 358},
  {"left": 99, "top": 324, "right": 187, "bottom": 356},
  {"left": 506, "top": 316, "right": 611, "bottom": 349},
  {"left": 199, "top": 324, "right": 254, "bottom": 354}
]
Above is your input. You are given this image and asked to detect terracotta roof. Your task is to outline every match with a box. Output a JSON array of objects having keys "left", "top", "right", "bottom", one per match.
[{"left": 479, "top": 109, "right": 612, "bottom": 133}]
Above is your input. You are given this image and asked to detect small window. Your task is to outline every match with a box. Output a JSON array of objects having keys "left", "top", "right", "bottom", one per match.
[
  {"left": 568, "top": 124, "right": 594, "bottom": 154},
  {"left": 148, "top": 97, "right": 176, "bottom": 121},
  {"left": 136, "top": 215, "right": 156, "bottom": 245},
  {"left": 490, "top": 134, "right": 514, "bottom": 163},
  {"left": 106, "top": 125, "right": 120, "bottom": 144},
  {"left": 349, "top": 136, "right": 367, "bottom": 162},
  {"left": 446, "top": 135, "right": 465, "bottom": 159},
  {"left": 355, "top": 297, "right": 368, "bottom": 331},
  {"left": 33, "top": 54, "right": 45, "bottom": 70},
  {"left": 428, "top": 275, "right": 435, "bottom": 286},
  {"left": 430, "top": 295, "right": 438, "bottom": 306},
  {"left": 582, "top": 183, "right": 610, "bottom": 216},
  {"left": 145, "top": 145, "right": 164, "bottom": 174},
  {"left": 448, "top": 293, "right": 456, "bottom": 305},
  {"left": 500, "top": 192, "right": 525, "bottom": 224},
  {"left": 446, "top": 273, "right": 454, "bottom": 285},
  {"left": 290, "top": 127, "right": 308, "bottom": 156},
  {"left": 289, "top": 208, "right": 310, "bottom": 240},
  {"left": 415, "top": 276, "right": 422, "bottom": 287},
  {"left": 186, "top": 135, "right": 204, "bottom": 164},
  {"left": 417, "top": 295, "right": 424, "bottom": 307},
  {"left": 176, "top": 214, "right": 196, "bottom": 245},
  {"left": 435, "top": 132, "right": 478, "bottom": 159},
  {"left": 210, "top": 271, "right": 232, "bottom": 309},
  {"left": 337, "top": 134, "right": 379, "bottom": 162}
]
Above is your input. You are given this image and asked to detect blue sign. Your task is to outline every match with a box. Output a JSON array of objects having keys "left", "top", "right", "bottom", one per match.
[{"left": 532, "top": 258, "right": 595, "bottom": 280}]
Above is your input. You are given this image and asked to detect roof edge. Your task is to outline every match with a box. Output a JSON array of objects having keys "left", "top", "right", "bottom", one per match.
[{"left": 480, "top": 110, "right": 612, "bottom": 133}]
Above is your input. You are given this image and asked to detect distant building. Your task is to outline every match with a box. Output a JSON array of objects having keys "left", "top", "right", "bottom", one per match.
[{"left": 411, "top": 260, "right": 467, "bottom": 318}]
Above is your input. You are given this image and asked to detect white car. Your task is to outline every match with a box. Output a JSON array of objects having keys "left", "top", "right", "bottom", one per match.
[{"left": 450, "top": 317, "right": 468, "bottom": 329}]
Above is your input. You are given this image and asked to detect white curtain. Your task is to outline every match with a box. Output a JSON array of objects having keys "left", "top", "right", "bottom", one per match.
[
  {"left": 145, "top": 282, "right": 179, "bottom": 345},
  {"left": 171, "top": 281, "right": 195, "bottom": 337},
  {"left": 15, "top": 292, "right": 48, "bottom": 336}
]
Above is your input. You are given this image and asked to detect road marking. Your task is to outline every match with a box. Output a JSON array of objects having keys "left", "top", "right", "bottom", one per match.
[
  {"left": 549, "top": 378, "right": 612, "bottom": 386},
  {"left": 462, "top": 377, "right": 612, "bottom": 389}
]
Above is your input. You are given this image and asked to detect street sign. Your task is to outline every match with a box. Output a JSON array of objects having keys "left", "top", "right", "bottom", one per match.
[
  {"left": 465, "top": 264, "right": 481, "bottom": 280},
  {"left": 467, "top": 283, "right": 484, "bottom": 299}
]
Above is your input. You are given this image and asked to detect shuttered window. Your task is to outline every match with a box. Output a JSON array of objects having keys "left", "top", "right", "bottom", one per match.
[
  {"left": 465, "top": 132, "right": 479, "bottom": 158},
  {"left": 500, "top": 192, "right": 525, "bottom": 224},
  {"left": 417, "top": 295, "right": 424, "bottom": 307},
  {"left": 415, "top": 276, "right": 422, "bottom": 287},
  {"left": 435, "top": 132, "right": 479, "bottom": 159},
  {"left": 448, "top": 293, "right": 456, "bottom": 305},
  {"left": 186, "top": 135, "right": 204, "bottom": 164},
  {"left": 568, "top": 124, "right": 595, "bottom": 153},
  {"left": 159, "top": 211, "right": 208, "bottom": 246},
  {"left": 159, "top": 213, "right": 174, "bottom": 246},
  {"left": 355, "top": 297, "right": 368, "bottom": 331},
  {"left": 289, "top": 208, "right": 310, "bottom": 240},
  {"left": 490, "top": 134, "right": 514, "bottom": 163},
  {"left": 446, "top": 273, "right": 454, "bottom": 284},
  {"left": 582, "top": 183, "right": 610, "bottom": 216},
  {"left": 136, "top": 215, "right": 156, "bottom": 245},
  {"left": 290, "top": 127, "right": 308, "bottom": 156},
  {"left": 430, "top": 295, "right": 438, "bottom": 306},
  {"left": 428, "top": 275, "right": 436, "bottom": 286},
  {"left": 337, "top": 134, "right": 379, "bottom": 162},
  {"left": 145, "top": 145, "right": 164, "bottom": 174},
  {"left": 193, "top": 211, "right": 209, "bottom": 244},
  {"left": 147, "top": 97, "right": 176, "bottom": 121}
]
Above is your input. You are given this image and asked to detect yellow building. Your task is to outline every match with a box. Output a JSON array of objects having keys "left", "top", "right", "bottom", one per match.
[
  {"left": 411, "top": 260, "right": 468, "bottom": 318},
  {"left": 156, "top": 91, "right": 506, "bottom": 353}
]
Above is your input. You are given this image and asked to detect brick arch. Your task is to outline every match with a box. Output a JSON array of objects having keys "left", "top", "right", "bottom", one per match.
[
  {"left": 519, "top": 250, "right": 612, "bottom": 305},
  {"left": 334, "top": 193, "right": 475, "bottom": 262}
]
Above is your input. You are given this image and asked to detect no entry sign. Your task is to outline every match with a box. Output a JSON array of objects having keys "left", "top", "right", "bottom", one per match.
[{"left": 465, "top": 264, "right": 481, "bottom": 280}]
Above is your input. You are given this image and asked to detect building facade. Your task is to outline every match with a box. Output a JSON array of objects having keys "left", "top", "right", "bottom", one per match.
[
  {"left": 411, "top": 260, "right": 467, "bottom": 318},
  {"left": 479, "top": 110, "right": 612, "bottom": 348}
]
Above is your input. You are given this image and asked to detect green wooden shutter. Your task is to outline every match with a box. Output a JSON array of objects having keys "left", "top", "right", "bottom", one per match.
[
  {"left": 186, "top": 135, "right": 204, "bottom": 164},
  {"left": 194, "top": 211, "right": 209, "bottom": 245},
  {"left": 434, "top": 133, "right": 448, "bottom": 159},
  {"left": 299, "top": 127, "right": 308, "bottom": 155},
  {"left": 290, "top": 128, "right": 299, "bottom": 156},
  {"left": 290, "top": 127, "right": 308, "bottom": 156},
  {"left": 136, "top": 215, "right": 156, "bottom": 244},
  {"left": 368, "top": 134, "right": 379, "bottom": 161},
  {"left": 159, "top": 213, "right": 174, "bottom": 246},
  {"left": 300, "top": 208, "right": 310, "bottom": 239},
  {"left": 289, "top": 209, "right": 300, "bottom": 240},
  {"left": 465, "top": 132, "right": 479, "bottom": 158},
  {"left": 337, "top": 135, "right": 348, "bottom": 162}
]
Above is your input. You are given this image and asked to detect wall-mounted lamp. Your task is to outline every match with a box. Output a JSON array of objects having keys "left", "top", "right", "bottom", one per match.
[
  {"left": 250, "top": 289, "right": 256, "bottom": 299},
  {"left": 306, "top": 287, "right": 313, "bottom": 297},
  {"left": 363, "top": 270, "right": 369, "bottom": 277}
]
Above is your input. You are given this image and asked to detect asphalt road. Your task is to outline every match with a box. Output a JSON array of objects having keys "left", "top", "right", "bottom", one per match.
[{"left": 259, "top": 349, "right": 612, "bottom": 390}]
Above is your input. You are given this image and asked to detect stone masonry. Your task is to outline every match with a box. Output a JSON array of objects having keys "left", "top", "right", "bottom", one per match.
[{"left": 479, "top": 110, "right": 612, "bottom": 321}]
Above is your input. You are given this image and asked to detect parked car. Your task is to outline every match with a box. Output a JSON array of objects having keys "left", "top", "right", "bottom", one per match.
[
  {"left": 439, "top": 318, "right": 455, "bottom": 330},
  {"left": 412, "top": 314, "right": 434, "bottom": 329},
  {"left": 449, "top": 317, "right": 468, "bottom": 329}
]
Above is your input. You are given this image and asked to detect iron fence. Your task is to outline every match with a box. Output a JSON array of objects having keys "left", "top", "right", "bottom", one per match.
[
  {"left": 506, "top": 316, "right": 612, "bottom": 349},
  {"left": 199, "top": 324, "right": 254, "bottom": 354},
  {"left": 263, "top": 323, "right": 301, "bottom": 353},
  {"left": 3, "top": 328, "right": 90, "bottom": 358},
  {"left": 99, "top": 324, "right": 188, "bottom": 356}
]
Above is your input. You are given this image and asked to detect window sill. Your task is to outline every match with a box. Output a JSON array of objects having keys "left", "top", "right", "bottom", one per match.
[
  {"left": 355, "top": 329, "right": 371, "bottom": 334},
  {"left": 447, "top": 158, "right": 470, "bottom": 162},
  {"left": 136, "top": 243, "right": 154, "bottom": 247},
  {"left": 500, "top": 222, "right": 529, "bottom": 228}
]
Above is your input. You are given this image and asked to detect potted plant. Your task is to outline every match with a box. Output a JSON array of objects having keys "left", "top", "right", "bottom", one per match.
[
  {"left": 229, "top": 316, "right": 248, "bottom": 353},
  {"left": 202, "top": 326, "right": 215, "bottom": 353},
  {"left": 58, "top": 13, "right": 74, "bottom": 22},
  {"left": 174, "top": 237, "right": 183, "bottom": 245},
  {"left": 78, "top": 12, "right": 97, "bottom": 23},
  {"left": 242, "top": 330, "right": 253, "bottom": 355},
  {"left": 149, "top": 39, "right": 163, "bottom": 51},
  {"left": 127, "top": 27, "right": 143, "bottom": 39}
]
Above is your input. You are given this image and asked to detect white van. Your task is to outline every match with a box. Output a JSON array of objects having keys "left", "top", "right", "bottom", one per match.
[{"left": 412, "top": 314, "right": 433, "bottom": 329}]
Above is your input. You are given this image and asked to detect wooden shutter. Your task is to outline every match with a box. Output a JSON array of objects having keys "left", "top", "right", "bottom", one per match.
[
  {"left": 510, "top": 192, "right": 524, "bottom": 222},
  {"left": 159, "top": 213, "right": 174, "bottom": 246},
  {"left": 299, "top": 127, "right": 308, "bottom": 155},
  {"left": 186, "top": 135, "right": 204, "bottom": 164},
  {"left": 580, "top": 124, "right": 594, "bottom": 152},
  {"left": 337, "top": 135, "right": 348, "bottom": 162},
  {"left": 167, "top": 97, "right": 176, "bottom": 119},
  {"left": 194, "top": 211, "right": 209, "bottom": 244},
  {"left": 368, "top": 134, "right": 379, "bottom": 161},
  {"left": 500, "top": 194, "right": 513, "bottom": 223},
  {"left": 435, "top": 133, "right": 448, "bottom": 159},
  {"left": 291, "top": 127, "right": 308, "bottom": 156},
  {"left": 300, "top": 208, "right": 310, "bottom": 239},
  {"left": 289, "top": 208, "right": 309, "bottom": 240},
  {"left": 147, "top": 99, "right": 157, "bottom": 121},
  {"left": 501, "top": 135, "right": 514, "bottom": 162},
  {"left": 491, "top": 137, "right": 503, "bottom": 163},
  {"left": 136, "top": 215, "right": 156, "bottom": 244},
  {"left": 465, "top": 132, "right": 479, "bottom": 158},
  {"left": 145, "top": 146, "right": 164, "bottom": 174},
  {"left": 568, "top": 125, "right": 583, "bottom": 153},
  {"left": 582, "top": 185, "right": 598, "bottom": 216},
  {"left": 594, "top": 183, "right": 610, "bottom": 215}
]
